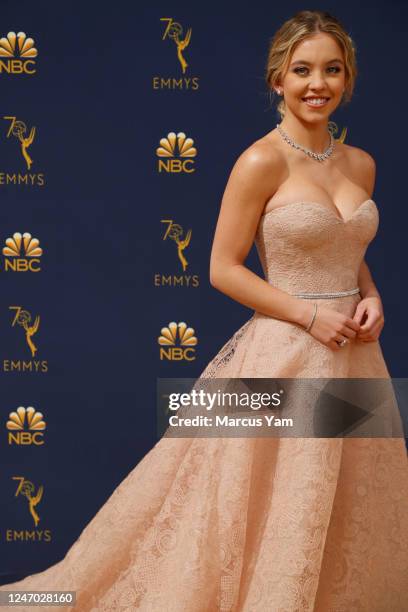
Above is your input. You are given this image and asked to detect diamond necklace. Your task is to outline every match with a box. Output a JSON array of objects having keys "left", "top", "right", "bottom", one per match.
[{"left": 276, "top": 122, "right": 335, "bottom": 162}]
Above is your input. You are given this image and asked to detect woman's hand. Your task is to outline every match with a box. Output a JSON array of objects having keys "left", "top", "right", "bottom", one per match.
[
  {"left": 352, "top": 296, "right": 384, "bottom": 342},
  {"left": 301, "top": 302, "right": 361, "bottom": 351}
]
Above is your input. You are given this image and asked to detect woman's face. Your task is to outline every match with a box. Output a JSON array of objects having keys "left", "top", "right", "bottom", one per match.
[{"left": 279, "top": 32, "right": 346, "bottom": 122}]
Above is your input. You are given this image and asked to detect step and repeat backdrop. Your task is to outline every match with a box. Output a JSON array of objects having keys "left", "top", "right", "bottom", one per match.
[{"left": 0, "top": 0, "right": 407, "bottom": 584}]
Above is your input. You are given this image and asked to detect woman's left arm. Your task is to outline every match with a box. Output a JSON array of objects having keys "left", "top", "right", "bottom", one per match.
[
  {"left": 354, "top": 259, "right": 385, "bottom": 341},
  {"left": 352, "top": 148, "right": 384, "bottom": 341}
]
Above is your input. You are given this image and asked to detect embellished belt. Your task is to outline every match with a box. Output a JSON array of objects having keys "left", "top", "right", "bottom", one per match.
[{"left": 292, "top": 287, "right": 360, "bottom": 299}]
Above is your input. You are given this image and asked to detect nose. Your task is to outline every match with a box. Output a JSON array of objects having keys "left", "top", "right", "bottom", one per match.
[{"left": 308, "top": 69, "right": 327, "bottom": 91}]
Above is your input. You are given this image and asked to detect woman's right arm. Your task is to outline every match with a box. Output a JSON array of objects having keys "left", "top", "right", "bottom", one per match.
[
  {"left": 209, "top": 144, "right": 312, "bottom": 326},
  {"left": 209, "top": 144, "right": 361, "bottom": 351}
]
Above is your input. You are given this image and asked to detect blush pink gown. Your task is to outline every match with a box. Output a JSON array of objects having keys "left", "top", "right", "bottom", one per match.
[{"left": 2, "top": 198, "right": 408, "bottom": 611}]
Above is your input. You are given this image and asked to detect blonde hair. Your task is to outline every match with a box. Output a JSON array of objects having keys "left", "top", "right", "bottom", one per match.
[{"left": 266, "top": 10, "right": 357, "bottom": 118}]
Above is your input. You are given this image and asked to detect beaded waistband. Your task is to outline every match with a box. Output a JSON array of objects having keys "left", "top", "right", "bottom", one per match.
[{"left": 292, "top": 287, "right": 360, "bottom": 299}]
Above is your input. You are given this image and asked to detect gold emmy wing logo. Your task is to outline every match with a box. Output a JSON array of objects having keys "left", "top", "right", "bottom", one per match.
[
  {"left": 12, "top": 476, "right": 43, "bottom": 526},
  {"left": 328, "top": 120, "right": 347, "bottom": 143},
  {"left": 4, "top": 116, "right": 36, "bottom": 169},
  {"left": 158, "top": 321, "right": 197, "bottom": 361},
  {"left": 161, "top": 220, "right": 192, "bottom": 271},
  {"left": 9, "top": 306, "right": 40, "bottom": 356},
  {"left": 3, "top": 232, "right": 43, "bottom": 272},
  {"left": 156, "top": 132, "right": 197, "bottom": 173},
  {"left": 153, "top": 18, "right": 198, "bottom": 90},
  {"left": 160, "top": 18, "right": 191, "bottom": 74},
  {"left": 0, "top": 32, "right": 37, "bottom": 74},
  {"left": 7, "top": 406, "right": 46, "bottom": 446}
]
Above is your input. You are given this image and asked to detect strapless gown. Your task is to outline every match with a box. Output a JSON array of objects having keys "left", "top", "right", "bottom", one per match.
[{"left": 2, "top": 199, "right": 408, "bottom": 611}]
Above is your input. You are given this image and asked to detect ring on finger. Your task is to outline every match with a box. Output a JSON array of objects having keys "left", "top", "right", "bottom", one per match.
[{"left": 337, "top": 338, "right": 348, "bottom": 347}]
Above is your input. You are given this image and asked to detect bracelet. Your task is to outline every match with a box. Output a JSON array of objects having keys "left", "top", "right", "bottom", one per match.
[{"left": 305, "top": 302, "right": 318, "bottom": 332}]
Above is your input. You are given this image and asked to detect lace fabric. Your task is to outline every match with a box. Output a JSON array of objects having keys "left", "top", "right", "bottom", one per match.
[
  {"left": 2, "top": 198, "right": 408, "bottom": 611},
  {"left": 199, "top": 318, "right": 254, "bottom": 379}
]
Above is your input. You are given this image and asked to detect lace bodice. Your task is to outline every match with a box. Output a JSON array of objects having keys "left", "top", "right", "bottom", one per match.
[{"left": 254, "top": 199, "right": 378, "bottom": 294}]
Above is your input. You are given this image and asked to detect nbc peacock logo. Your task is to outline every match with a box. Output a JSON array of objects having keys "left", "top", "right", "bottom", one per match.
[
  {"left": 158, "top": 321, "right": 197, "bottom": 361},
  {"left": 156, "top": 132, "right": 197, "bottom": 173},
  {"left": 0, "top": 32, "right": 38, "bottom": 74},
  {"left": 7, "top": 406, "right": 46, "bottom": 446},
  {"left": 2, "top": 232, "right": 43, "bottom": 272}
]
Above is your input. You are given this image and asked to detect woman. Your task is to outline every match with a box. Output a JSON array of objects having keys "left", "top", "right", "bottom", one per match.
[{"left": 2, "top": 9, "right": 408, "bottom": 611}]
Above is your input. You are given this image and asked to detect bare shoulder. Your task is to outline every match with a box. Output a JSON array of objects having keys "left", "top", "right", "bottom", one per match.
[
  {"left": 229, "top": 136, "right": 285, "bottom": 194},
  {"left": 340, "top": 142, "right": 376, "bottom": 170},
  {"left": 338, "top": 142, "right": 376, "bottom": 193}
]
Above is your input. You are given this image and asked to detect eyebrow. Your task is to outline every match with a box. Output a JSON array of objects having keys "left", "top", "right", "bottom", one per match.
[{"left": 290, "top": 58, "right": 344, "bottom": 66}]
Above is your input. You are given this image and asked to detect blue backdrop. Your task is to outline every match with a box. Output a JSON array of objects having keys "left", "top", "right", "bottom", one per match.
[{"left": 1, "top": 0, "right": 407, "bottom": 583}]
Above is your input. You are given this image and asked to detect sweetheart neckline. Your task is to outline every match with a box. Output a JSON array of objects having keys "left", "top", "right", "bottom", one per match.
[{"left": 260, "top": 198, "right": 376, "bottom": 224}]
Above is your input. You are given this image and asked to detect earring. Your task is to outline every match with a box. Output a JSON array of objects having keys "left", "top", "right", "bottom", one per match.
[{"left": 276, "top": 88, "right": 282, "bottom": 95}]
